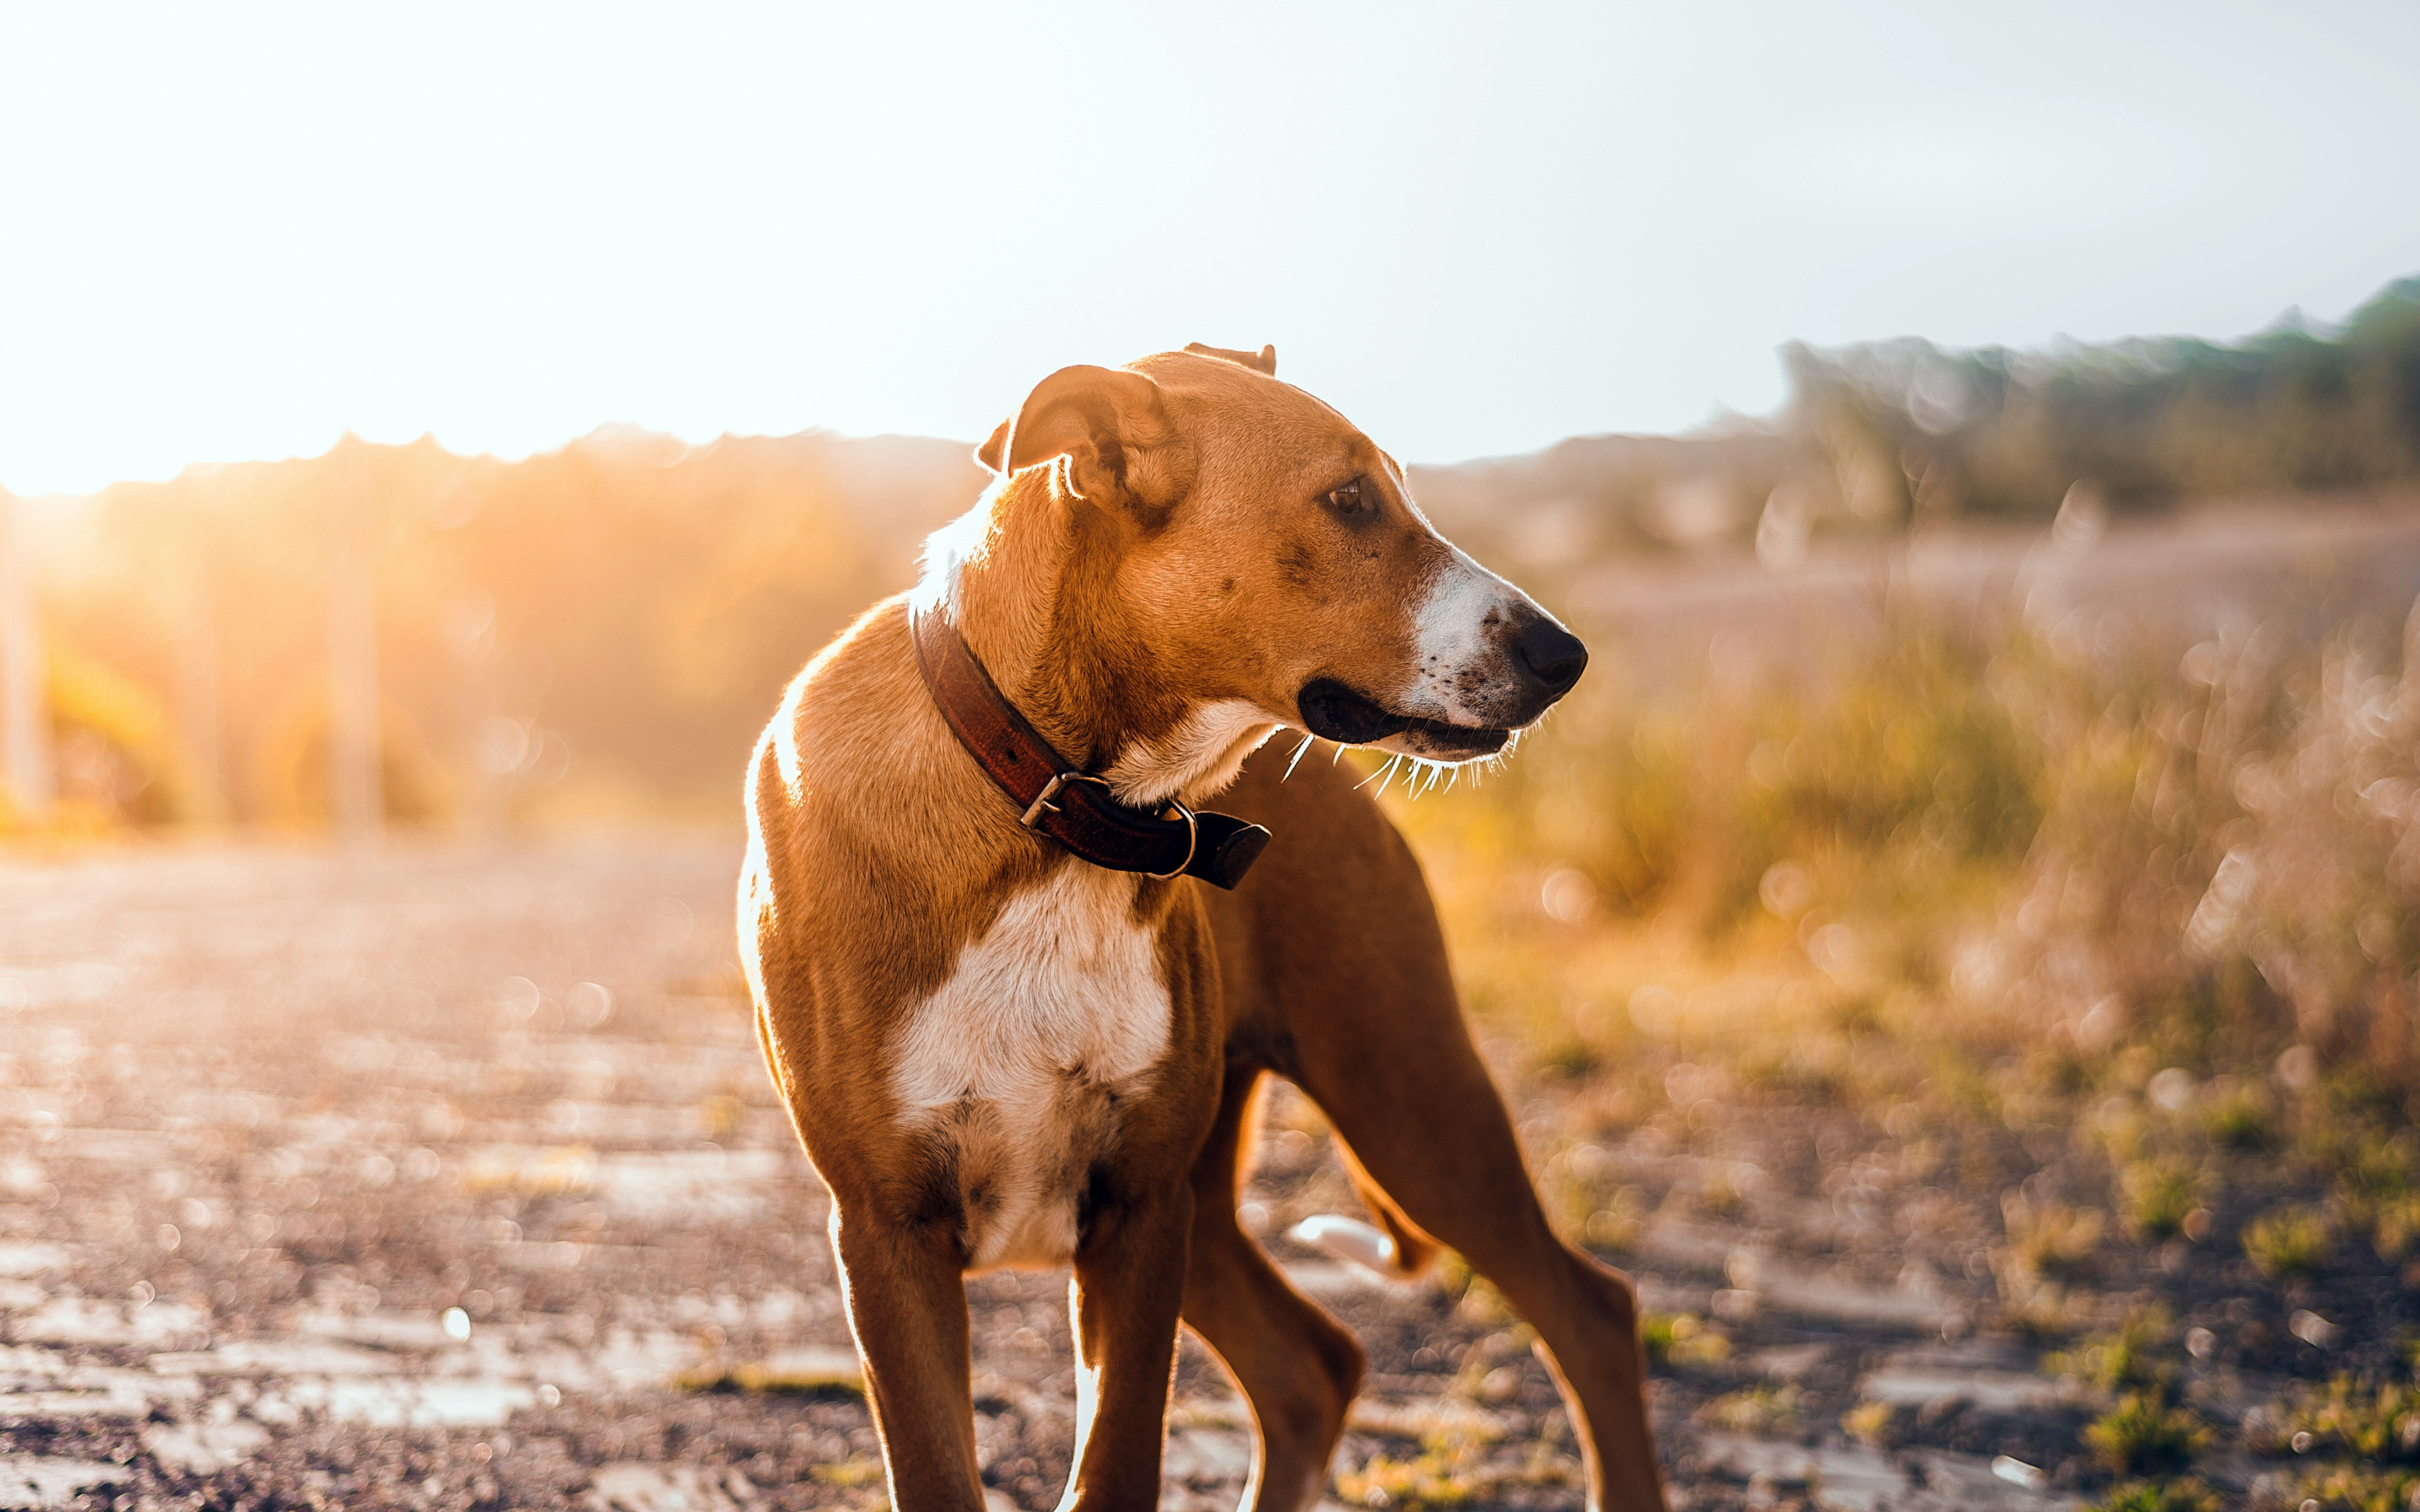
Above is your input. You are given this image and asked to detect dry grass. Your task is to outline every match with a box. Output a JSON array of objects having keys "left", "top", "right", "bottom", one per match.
[
  {"left": 1637, "top": 1312, "right": 1730, "bottom": 1370},
  {"left": 2269, "top": 1374, "right": 2420, "bottom": 1462},
  {"left": 1839, "top": 1400, "right": 1897, "bottom": 1448},
  {"left": 2004, "top": 1195, "right": 2107, "bottom": 1277},
  {"left": 2088, "top": 1481, "right": 2221, "bottom": 1512},
  {"left": 1423, "top": 591, "right": 2420, "bottom": 1047},
  {"left": 2116, "top": 1158, "right": 2204, "bottom": 1240},
  {"left": 2083, "top": 1392, "right": 2210, "bottom": 1475},
  {"left": 2286, "top": 1465, "right": 2420, "bottom": 1512},
  {"left": 2242, "top": 1205, "right": 2334, "bottom": 1280},
  {"left": 1695, "top": 1383, "right": 1804, "bottom": 1437},
  {"left": 1382, "top": 599, "right": 2420, "bottom": 1291},
  {"left": 2045, "top": 1309, "right": 2177, "bottom": 1396}
]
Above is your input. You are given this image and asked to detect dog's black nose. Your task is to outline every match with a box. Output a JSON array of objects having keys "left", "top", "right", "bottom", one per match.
[{"left": 1511, "top": 616, "right": 1587, "bottom": 697}]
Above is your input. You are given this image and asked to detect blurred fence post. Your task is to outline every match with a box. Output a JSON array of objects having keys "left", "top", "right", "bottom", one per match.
[
  {"left": 328, "top": 437, "right": 382, "bottom": 842},
  {"left": 0, "top": 490, "right": 55, "bottom": 823}
]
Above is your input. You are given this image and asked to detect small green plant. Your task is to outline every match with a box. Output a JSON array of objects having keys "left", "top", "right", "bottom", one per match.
[
  {"left": 2085, "top": 1392, "right": 2210, "bottom": 1474},
  {"left": 1333, "top": 1445, "right": 1482, "bottom": 1510},
  {"left": 2004, "top": 1194, "right": 2107, "bottom": 1275},
  {"left": 2275, "top": 1374, "right": 2420, "bottom": 1462},
  {"left": 2336, "top": 1130, "right": 2419, "bottom": 1238},
  {"left": 2118, "top": 1159, "right": 2203, "bottom": 1240},
  {"left": 1993, "top": 1259, "right": 2086, "bottom": 1338},
  {"left": 1436, "top": 1253, "right": 1516, "bottom": 1324},
  {"left": 808, "top": 1457, "right": 885, "bottom": 1488},
  {"left": 2290, "top": 1463, "right": 2420, "bottom": 1512},
  {"left": 1332, "top": 1424, "right": 1576, "bottom": 1509},
  {"left": 2047, "top": 1308, "right": 2177, "bottom": 1394},
  {"left": 1698, "top": 1383, "right": 1802, "bottom": 1436},
  {"left": 2089, "top": 1480, "right": 2220, "bottom": 1512},
  {"left": 1638, "top": 1311, "right": 1730, "bottom": 1370},
  {"left": 2244, "top": 1205, "right": 2334, "bottom": 1280},
  {"left": 2200, "top": 1080, "right": 2273, "bottom": 1149}
]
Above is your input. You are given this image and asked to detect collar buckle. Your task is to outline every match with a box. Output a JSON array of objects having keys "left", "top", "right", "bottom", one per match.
[{"left": 1018, "top": 770, "right": 1110, "bottom": 828}]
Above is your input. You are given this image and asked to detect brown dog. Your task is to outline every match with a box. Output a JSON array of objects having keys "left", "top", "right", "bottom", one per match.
[{"left": 739, "top": 345, "right": 1665, "bottom": 1510}]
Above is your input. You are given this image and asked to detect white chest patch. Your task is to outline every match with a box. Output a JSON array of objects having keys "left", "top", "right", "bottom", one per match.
[{"left": 889, "top": 866, "right": 1171, "bottom": 1271}]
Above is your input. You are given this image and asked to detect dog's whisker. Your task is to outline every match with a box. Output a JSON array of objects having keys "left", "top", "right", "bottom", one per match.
[
  {"left": 1357, "top": 752, "right": 1403, "bottom": 796},
  {"left": 1282, "top": 731, "right": 1317, "bottom": 781}
]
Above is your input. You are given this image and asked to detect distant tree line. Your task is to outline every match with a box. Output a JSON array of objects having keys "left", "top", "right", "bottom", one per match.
[
  {"left": 1788, "top": 275, "right": 2420, "bottom": 520},
  {"left": 7, "top": 277, "right": 2418, "bottom": 831},
  {"left": 7, "top": 430, "right": 979, "bottom": 830}
]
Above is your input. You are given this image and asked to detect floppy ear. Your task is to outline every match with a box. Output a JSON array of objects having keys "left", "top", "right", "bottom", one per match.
[
  {"left": 1183, "top": 341, "right": 1277, "bottom": 377},
  {"left": 999, "top": 365, "right": 1192, "bottom": 513},
  {"left": 975, "top": 416, "right": 1011, "bottom": 474}
]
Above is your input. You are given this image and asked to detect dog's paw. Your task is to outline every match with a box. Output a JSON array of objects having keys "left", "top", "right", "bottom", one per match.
[{"left": 1285, "top": 1214, "right": 1398, "bottom": 1277}]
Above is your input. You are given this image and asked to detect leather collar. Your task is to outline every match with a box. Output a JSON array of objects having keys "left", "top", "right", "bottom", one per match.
[{"left": 909, "top": 607, "right": 1272, "bottom": 890}]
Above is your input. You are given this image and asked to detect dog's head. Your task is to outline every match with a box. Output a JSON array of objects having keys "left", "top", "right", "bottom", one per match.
[{"left": 943, "top": 345, "right": 1585, "bottom": 796}]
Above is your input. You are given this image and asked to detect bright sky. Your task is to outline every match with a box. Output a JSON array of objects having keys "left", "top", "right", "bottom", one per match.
[{"left": 4, "top": 2, "right": 2416, "bottom": 497}]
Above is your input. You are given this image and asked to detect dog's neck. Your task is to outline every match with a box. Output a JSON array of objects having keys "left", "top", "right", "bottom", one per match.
[
  {"left": 917, "top": 470, "right": 1163, "bottom": 775},
  {"left": 914, "top": 471, "right": 1276, "bottom": 809}
]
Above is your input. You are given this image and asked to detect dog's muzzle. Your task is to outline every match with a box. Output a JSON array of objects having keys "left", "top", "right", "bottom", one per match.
[{"left": 1296, "top": 679, "right": 1512, "bottom": 758}]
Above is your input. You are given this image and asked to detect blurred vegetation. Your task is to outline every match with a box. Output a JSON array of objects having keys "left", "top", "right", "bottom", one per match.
[
  {"left": 1793, "top": 275, "right": 2420, "bottom": 523},
  {"left": 1393, "top": 583, "right": 2420, "bottom": 1106},
  {"left": 4, "top": 273, "right": 2416, "bottom": 837},
  {"left": 2089, "top": 1480, "right": 2220, "bottom": 1512},
  {"left": 4, "top": 428, "right": 976, "bottom": 831},
  {"left": 1422, "top": 275, "right": 2420, "bottom": 584}
]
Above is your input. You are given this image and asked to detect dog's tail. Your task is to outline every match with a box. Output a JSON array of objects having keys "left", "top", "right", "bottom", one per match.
[{"left": 1286, "top": 1144, "right": 1439, "bottom": 1281}]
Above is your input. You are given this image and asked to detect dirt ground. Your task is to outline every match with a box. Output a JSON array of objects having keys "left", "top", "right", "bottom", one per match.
[{"left": 0, "top": 837, "right": 2407, "bottom": 1510}]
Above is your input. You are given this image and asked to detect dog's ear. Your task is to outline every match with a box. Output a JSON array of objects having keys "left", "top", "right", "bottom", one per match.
[
  {"left": 1000, "top": 365, "right": 1192, "bottom": 513},
  {"left": 1183, "top": 341, "right": 1277, "bottom": 377},
  {"left": 974, "top": 416, "right": 1012, "bottom": 475}
]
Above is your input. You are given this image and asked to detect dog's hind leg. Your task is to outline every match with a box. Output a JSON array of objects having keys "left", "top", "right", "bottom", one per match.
[
  {"left": 1180, "top": 1063, "right": 1366, "bottom": 1512},
  {"left": 1284, "top": 975, "right": 1667, "bottom": 1509},
  {"left": 1327, "top": 1139, "right": 1439, "bottom": 1279},
  {"left": 1206, "top": 753, "right": 1666, "bottom": 1507}
]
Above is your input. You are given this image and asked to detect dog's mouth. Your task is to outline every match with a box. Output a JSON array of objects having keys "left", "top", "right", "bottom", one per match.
[{"left": 1296, "top": 679, "right": 1511, "bottom": 760}]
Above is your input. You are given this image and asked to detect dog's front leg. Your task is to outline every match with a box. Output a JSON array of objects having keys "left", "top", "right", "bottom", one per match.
[
  {"left": 1056, "top": 1185, "right": 1196, "bottom": 1511},
  {"left": 829, "top": 1203, "right": 986, "bottom": 1511}
]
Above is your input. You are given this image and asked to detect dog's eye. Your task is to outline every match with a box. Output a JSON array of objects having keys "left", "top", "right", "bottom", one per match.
[{"left": 1325, "top": 479, "right": 1370, "bottom": 516}]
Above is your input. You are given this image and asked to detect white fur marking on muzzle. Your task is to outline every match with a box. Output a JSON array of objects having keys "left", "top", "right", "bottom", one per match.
[{"left": 1401, "top": 547, "right": 1528, "bottom": 727}]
